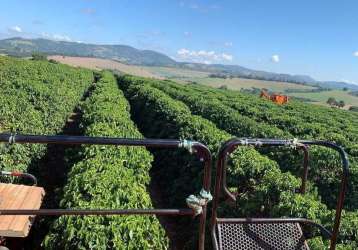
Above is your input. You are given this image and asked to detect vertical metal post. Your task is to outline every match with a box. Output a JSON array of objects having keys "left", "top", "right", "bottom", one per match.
[
  {"left": 299, "top": 145, "right": 309, "bottom": 194},
  {"left": 328, "top": 144, "right": 349, "bottom": 250},
  {"left": 211, "top": 151, "right": 224, "bottom": 250},
  {"left": 211, "top": 138, "right": 238, "bottom": 250},
  {"left": 193, "top": 142, "right": 212, "bottom": 250}
]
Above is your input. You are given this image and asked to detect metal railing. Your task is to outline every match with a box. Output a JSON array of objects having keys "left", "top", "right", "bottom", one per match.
[
  {"left": 0, "top": 133, "right": 212, "bottom": 250},
  {"left": 211, "top": 138, "right": 349, "bottom": 250},
  {"left": 0, "top": 134, "right": 350, "bottom": 249}
]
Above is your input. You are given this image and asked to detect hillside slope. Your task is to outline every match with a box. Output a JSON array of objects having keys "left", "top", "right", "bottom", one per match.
[{"left": 0, "top": 37, "right": 176, "bottom": 66}]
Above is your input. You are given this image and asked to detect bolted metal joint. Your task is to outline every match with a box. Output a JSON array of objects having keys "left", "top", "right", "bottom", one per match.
[
  {"left": 179, "top": 139, "right": 194, "bottom": 154},
  {"left": 239, "top": 139, "right": 249, "bottom": 146},
  {"left": 254, "top": 140, "right": 263, "bottom": 147},
  {"left": 186, "top": 188, "right": 213, "bottom": 216},
  {"left": 8, "top": 133, "right": 16, "bottom": 144}
]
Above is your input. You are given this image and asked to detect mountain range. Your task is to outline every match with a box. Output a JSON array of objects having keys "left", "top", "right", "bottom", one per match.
[
  {"left": 0, "top": 37, "right": 176, "bottom": 66},
  {"left": 1, "top": 37, "right": 357, "bottom": 90}
]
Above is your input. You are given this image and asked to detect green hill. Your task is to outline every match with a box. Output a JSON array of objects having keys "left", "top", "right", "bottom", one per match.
[{"left": 0, "top": 37, "right": 176, "bottom": 66}]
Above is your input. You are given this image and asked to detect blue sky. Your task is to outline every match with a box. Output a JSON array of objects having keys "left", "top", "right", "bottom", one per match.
[{"left": 1, "top": 0, "right": 358, "bottom": 83}]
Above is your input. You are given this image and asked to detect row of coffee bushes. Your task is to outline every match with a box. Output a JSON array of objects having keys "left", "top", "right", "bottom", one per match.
[
  {"left": 118, "top": 75, "right": 356, "bottom": 249},
  {"left": 0, "top": 56, "right": 93, "bottom": 173},
  {"left": 43, "top": 72, "right": 168, "bottom": 249},
  {"left": 131, "top": 77, "right": 354, "bottom": 211},
  {"left": 182, "top": 82, "right": 358, "bottom": 139},
  {"left": 209, "top": 87, "right": 358, "bottom": 210},
  {"left": 184, "top": 82, "right": 358, "bottom": 157}
]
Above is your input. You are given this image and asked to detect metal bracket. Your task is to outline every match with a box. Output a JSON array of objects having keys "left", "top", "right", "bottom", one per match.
[
  {"left": 186, "top": 188, "right": 213, "bottom": 216},
  {"left": 8, "top": 133, "right": 16, "bottom": 144},
  {"left": 179, "top": 139, "right": 194, "bottom": 154}
]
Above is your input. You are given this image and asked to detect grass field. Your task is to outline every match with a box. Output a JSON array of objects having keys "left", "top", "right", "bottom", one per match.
[
  {"left": 143, "top": 66, "right": 209, "bottom": 78},
  {"left": 144, "top": 66, "right": 316, "bottom": 92},
  {"left": 178, "top": 76, "right": 316, "bottom": 92},
  {"left": 290, "top": 89, "right": 358, "bottom": 108},
  {"left": 48, "top": 55, "right": 161, "bottom": 79}
]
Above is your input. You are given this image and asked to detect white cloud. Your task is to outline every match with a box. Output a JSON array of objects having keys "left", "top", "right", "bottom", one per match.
[
  {"left": 41, "top": 32, "right": 72, "bottom": 42},
  {"left": 271, "top": 54, "right": 280, "bottom": 63},
  {"left": 341, "top": 79, "right": 357, "bottom": 85},
  {"left": 353, "top": 51, "right": 358, "bottom": 57},
  {"left": 177, "top": 48, "right": 233, "bottom": 63},
  {"left": 224, "top": 41, "right": 233, "bottom": 47},
  {"left": 53, "top": 34, "right": 72, "bottom": 41},
  {"left": 222, "top": 53, "right": 233, "bottom": 61},
  {"left": 8, "top": 26, "right": 22, "bottom": 33},
  {"left": 177, "top": 48, "right": 190, "bottom": 56}
]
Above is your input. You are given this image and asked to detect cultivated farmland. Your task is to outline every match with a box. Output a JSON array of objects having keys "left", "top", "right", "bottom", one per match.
[
  {"left": 48, "top": 55, "right": 160, "bottom": 79},
  {"left": 0, "top": 56, "right": 357, "bottom": 249}
]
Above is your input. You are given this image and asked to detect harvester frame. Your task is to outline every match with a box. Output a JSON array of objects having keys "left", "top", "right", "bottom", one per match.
[
  {"left": 0, "top": 134, "right": 350, "bottom": 249},
  {"left": 0, "top": 133, "right": 212, "bottom": 250},
  {"left": 211, "top": 138, "right": 349, "bottom": 250}
]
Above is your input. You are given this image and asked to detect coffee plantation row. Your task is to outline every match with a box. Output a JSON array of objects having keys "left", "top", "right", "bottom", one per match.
[
  {"left": 0, "top": 56, "right": 93, "bottom": 174},
  {"left": 136, "top": 77, "right": 358, "bottom": 211},
  {"left": 44, "top": 72, "right": 168, "bottom": 249},
  {"left": 170, "top": 81, "right": 358, "bottom": 157},
  {"left": 118, "top": 75, "right": 357, "bottom": 249}
]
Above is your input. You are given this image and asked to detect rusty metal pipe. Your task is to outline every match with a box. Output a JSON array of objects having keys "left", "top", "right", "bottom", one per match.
[
  {"left": 0, "top": 134, "right": 213, "bottom": 250},
  {"left": 299, "top": 145, "right": 309, "bottom": 194},
  {"left": 193, "top": 142, "right": 212, "bottom": 250},
  {"left": 0, "top": 209, "right": 195, "bottom": 216},
  {"left": 211, "top": 138, "right": 349, "bottom": 250},
  {"left": 0, "top": 134, "right": 182, "bottom": 147}
]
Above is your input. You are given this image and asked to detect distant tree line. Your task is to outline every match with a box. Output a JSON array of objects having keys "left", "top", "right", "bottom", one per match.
[
  {"left": 207, "top": 71, "right": 322, "bottom": 88},
  {"left": 327, "top": 97, "right": 345, "bottom": 108},
  {"left": 239, "top": 87, "right": 262, "bottom": 95},
  {"left": 31, "top": 52, "right": 59, "bottom": 64},
  {"left": 284, "top": 87, "right": 331, "bottom": 94},
  {"left": 209, "top": 73, "right": 233, "bottom": 79},
  {"left": 31, "top": 52, "right": 47, "bottom": 61}
]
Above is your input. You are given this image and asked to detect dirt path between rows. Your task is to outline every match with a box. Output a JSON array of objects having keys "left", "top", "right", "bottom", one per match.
[{"left": 23, "top": 83, "right": 96, "bottom": 250}]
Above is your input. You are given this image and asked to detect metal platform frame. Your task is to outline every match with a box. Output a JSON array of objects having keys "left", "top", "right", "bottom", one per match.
[
  {"left": 211, "top": 138, "right": 349, "bottom": 250},
  {"left": 0, "top": 133, "right": 212, "bottom": 250}
]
